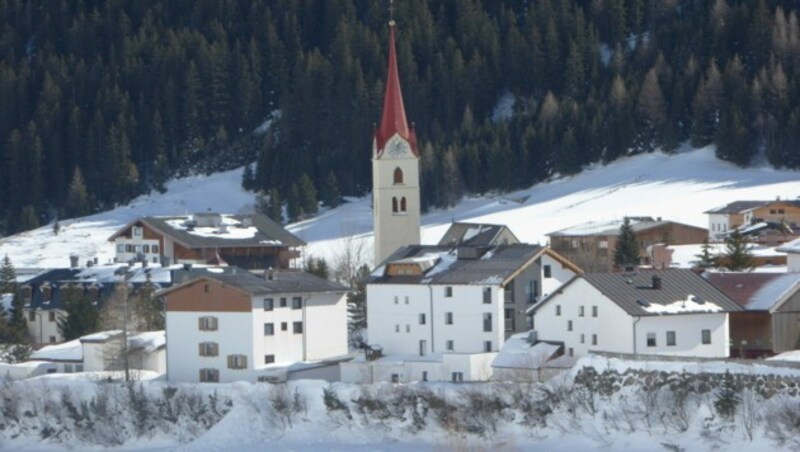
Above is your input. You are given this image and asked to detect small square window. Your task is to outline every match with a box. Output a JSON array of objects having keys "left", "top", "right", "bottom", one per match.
[
  {"left": 49, "top": 336, "right": 56, "bottom": 343},
  {"left": 579, "top": 306, "right": 584, "bottom": 317},
  {"left": 568, "top": 347, "right": 574, "bottom": 357},
  {"left": 28, "top": 311, "right": 35, "bottom": 322},
  {"left": 446, "top": 340, "right": 454, "bottom": 351},
  {"left": 567, "top": 320, "right": 572, "bottom": 331},
  {"left": 395, "top": 324, "right": 400, "bottom": 333},
  {"left": 666, "top": 331, "right": 676, "bottom": 346},
  {"left": 580, "top": 334, "right": 585, "bottom": 344},
  {"left": 452, "top": 372, "right": 463, "bottom": 382},
  {"left": 592, "top": 334, "right": 597, "bottom": 346},
  {"left": 406, "top": 324, "right": 410, "bottom": 333},
  {"left": 419, "top": 313, "right": 426, "bottom": 325},
  {"left": 592, "top": 306, "right": 598, "bottom": 317},
  {"left": 647, "top": 333, "right": 656, "bottom": 347},
  {"left": 702, "top": 329, "right": 711, "bottom": 345},
  {"left": 293, "top": 321, "right": 303, "bottom": 334},
  {"left": 391, "top": 373, "right": 400, "bottom": 383},
  {"left": 394, "top": 296, "right": 399, "bottom": 304},
  {"left": 264, "top": 323, "right": 274, "bottom": 336},
  {"left": 445, "top": 312, "right": 453, "bottom": 325},
  {"left": 265, "top": 355, "right": 275, "bottom": 364},
  {"left": 484, "top": 341, "right": 492, "bottom": 352},
  {"left": 556, "top": 305, "right": 561, "bottom": 316},
  {"left": 405, "top": 296, "right": 409, "bottom": 304},
  {"left": 264, "top": 298, "right": 274, "bottom": 311},
  {"left": 544, "top": 265, "right": 552, "bottom": 278},
  {"left": 445, "top": 286, "right": 453, "bottom": 297},
  {"left": 279, "top": 298, "right": 287, "bottom": 308},
  {"left": 204, "top": 284, "right": 210, "bottom": 293},
  {"left": 281, "top": 322, "right": 287, "bottom": 331},
  {"left": 483, "top": 313, "right": 493, "bottom": 332},
  {"left": 292, "top": 297, "right": 302, "bottom": 309},
  {"left": 422, "top": 371, "right": 428, "bottom": 382},
  {"left": 483, "top": 287, "right": 492, "bottom": 304}
]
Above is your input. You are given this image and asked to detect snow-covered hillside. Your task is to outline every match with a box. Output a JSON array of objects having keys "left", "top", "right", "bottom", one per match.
[{"left": 2, "top": 146, "right": 799, "bottom": 268}]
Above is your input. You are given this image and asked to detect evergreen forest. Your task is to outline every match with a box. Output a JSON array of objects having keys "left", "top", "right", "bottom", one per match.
[{"left": 2, "top": 0, "right": 800, "bottom": 232}]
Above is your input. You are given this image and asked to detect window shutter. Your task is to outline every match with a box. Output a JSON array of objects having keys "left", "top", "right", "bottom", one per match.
[
  {"left": 198, "top": 317, "right": 203, "bottom": 330},
  {"left": 198, "top": 343, "right": 203, "bottom": 355}
]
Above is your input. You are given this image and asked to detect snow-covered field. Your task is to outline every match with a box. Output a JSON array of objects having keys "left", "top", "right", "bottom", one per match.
[{"left": 2, "top": 145, "right": 799, "bottom": 269}]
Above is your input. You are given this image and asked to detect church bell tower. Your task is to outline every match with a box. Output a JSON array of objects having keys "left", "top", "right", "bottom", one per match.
[{"left": 372, "top": 16, "right": 421, "bottom": 266}]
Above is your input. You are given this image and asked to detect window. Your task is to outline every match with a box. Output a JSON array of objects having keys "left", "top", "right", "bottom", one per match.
[
  {"left": 666, "top": 331, "right": 676, "bottom": 346},
  {"left": 527, "top": 281, "right": 538, "bottom": 303},
  {"left": 293, "top": 321, "right": 303, "bottom": 334},
  {"left": 544, "top": 265, "right": 552, "bottom": 278},
  {"left": 28, "top": 311, "right": 35, "bottom": 322},
  {"left": 292, "top": 297, "right": 302, "bottom": 309},
  {"left": 567, "top": 320, "right": 572, "bottom": 332},
  {"left": 484, "top": 341, "right": 492, "bottom": 352},
  {"left": 556, "top": 305, "right": 561, "bottom": 316},
  {"left": 143, "top": 244, "right": 150, "bottom": 253},
  {"left": 452, "top": 372, "right": 464, "bottom": 382},
  {"left": 483, "top": 313, "right": 493, "bottom": 332},
  {"left": 204, "top": 284, "right": 210, "bottom": 293},
  {"left": 65, "top": 364, "right": 73, "bottom": 373},
  {"left": 76, "top": 364, "right": 83, "bottom": 372},
  {"left": 419, "top": 313, "right": 426, "bottom": 325},
  {"left": 445, "top": 312, "right": 453, "bottom": 325},
  {"left": 392, "top": 197, "right": 398, "bottom": 213},
  {"left": 133, "top": 226, "right": 143, "bottom": 237},
  {"left": 598, "top": 240, "right": 608, "bottom": 249},
  {"left": 395, "top": 324, "right": 400, "bottom": 333},
  {"left": 281, "top": 322, "right": 288, "bottom": 331},
  {"left": 152, "top": 244, "right": 159, "bottom": 254},
  {"left": 391, "top": 374, "right": 400, "bottom": 383},
  {"left": 199, "top": 368, "right": 219, "bottom": 382},
  {"left": 264, "top": 323, "right": 274, "bottom": 336},
  {"left": 445, "top": 286, "right": 453, "bottom": 297},
  {"left": 646, "top": 332, "right": 656, "bottom": 347},
  {"left": 126, "top": 244, "right": 134, "bottom": 253},
  {"left": 592, "top": 334, "right": 597, "bottom": 346},
  {"left": 400, "top": 197, "right": 407, "bottom": 212},
  {"left": 394, "top": 296, "right": 398, "bottom": 304},
  {"left": 579, "top": 306, "right": 585, "bottom": 317},
  {"left": 117, "top": 244, "right": 124, "bottom": 253},
  {"left": 419, "top": 340, "right": 427, "bottom": 356},
  {"left": 227, "top": 355, "right": 247, "bottom": 369},
  {"left": 264, "top": 298, "right": 274, "bottom": 311},
  {"left": 49, "top": 336, "right": 56, "bottom": 343},
  {"left": 279, "top": 298, "right": 287, "bottom": 308},
  {"left": 446, "top": 340, "right": 454, "bottom": 351},
  {"left": 702, "top": 329, "right": 711, "bottom": 345},
  {"left": 198, "top": 316, "right": 218, "bottom": 331},
  {"left": 264, "top": 355, "right": 275, "bottom": 364},
  {"left": 393, "top": 167, "right": 404, "bottom": 184},
  {"left": 405, "top": 296, "right": 409, "bottom": 304},
  {"left": 592, "top": 306, "right": 598, "bottom": 317},
  {"left": 422, "top": 371, "right": 428, "bottom": 382},
  {"left": 199, "top": 342, "right": 219, "bottom": 356},
  {"left": 568, "top": 348, "right": 574, "bottom": 357},
  {"left": 483, "top": 287, "right": 492, "bottom": 304},
  {"left": 406, "top": 324, "right": 410, "bottom": 333},
  {"left": 580, "top": 334, "right": 585, "bottom": 344}
]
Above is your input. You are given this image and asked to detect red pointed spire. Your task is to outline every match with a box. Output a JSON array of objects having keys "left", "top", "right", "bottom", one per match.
[{"left": 375, "top": 21, "right": 417, "bottom": 156}]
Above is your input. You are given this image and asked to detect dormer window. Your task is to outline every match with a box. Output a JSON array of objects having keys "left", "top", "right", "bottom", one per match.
[{"left": 393, "top": 167, "right": 404, "bottom": 185}]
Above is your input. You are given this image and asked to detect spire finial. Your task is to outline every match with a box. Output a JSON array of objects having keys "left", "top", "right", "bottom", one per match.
[{"left": 389, "top": 0, "right": 395, "bottom": 27}]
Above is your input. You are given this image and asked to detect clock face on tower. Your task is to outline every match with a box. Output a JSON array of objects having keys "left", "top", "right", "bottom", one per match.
[{"left": 387, "top": 139, "right": 408, "bottom": 158}]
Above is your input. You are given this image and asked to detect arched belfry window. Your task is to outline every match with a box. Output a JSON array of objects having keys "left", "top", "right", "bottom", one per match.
[
  {"left": 400, "top": 197, "right": 407, "bottom": 212},
  {"left": 393, "top": 167, "right": 404, "bottom": 185},
  {"left": 392, "top": 197, "right": 398, "bottom": 213}
]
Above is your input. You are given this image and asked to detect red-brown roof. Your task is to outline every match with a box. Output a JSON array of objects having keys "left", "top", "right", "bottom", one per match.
[
  {"left": 374, "top": 22, "right": 417, "bottom": 156},
  {"left": 704, "top": 272, "right": 800, "bottom": 310}
]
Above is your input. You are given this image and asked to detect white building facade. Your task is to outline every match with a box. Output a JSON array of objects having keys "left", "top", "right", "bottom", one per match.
[
  {"left": 529, "top": 269, "right": 741, "bottom": 359},
  {"left": 162, "top": 271, "right": 348, "bottom": 383}
]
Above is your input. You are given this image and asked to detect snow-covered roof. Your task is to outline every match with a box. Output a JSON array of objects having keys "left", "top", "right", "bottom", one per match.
[
  {"left": 704, "top": 272, "right": 800, "bottom": 311},
  {"left": 777, "top": 237, "right": 800, "bottom": 254},
  {"left": 641, "top": 296, "right": 723, "bottom": 314},
  {"left": 128, "top": 331, "right": 166, "bottom": 352},
  {"left": 492, "top": 333, "right": 563, "bottom": 369},
  {"left": 30, "top": 339, "right": 83, "bottom": 362},
  {"left": 80, "top": 330, "right": 123, "bottom": 343}
]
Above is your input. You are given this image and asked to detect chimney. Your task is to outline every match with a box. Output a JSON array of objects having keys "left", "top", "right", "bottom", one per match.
[
  {"left": 266, "top": 267, "right": 274, "bottom": 280},
  {"left": 652, "top": 275, "right": 662, "bottom": 290},
  {"left": 69, "top": 254, "right": 80, "bottom": 268},
  {"left": 183, "top": 263, "right": 192, "bottom": 271}
]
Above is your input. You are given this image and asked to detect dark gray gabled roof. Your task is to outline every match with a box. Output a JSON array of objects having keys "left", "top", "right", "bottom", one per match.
[
  {"left": 531, "top": 269, "right": 741, "bottom": 317},
  {"left": 109, "top": 213, "right": 306, "bottom": 249},
  {"left": 370, "top": 244, "right": 544, "bottom": 286},
  {"left": 165, "top": 269, "right": 348, "bottom": 296},
  {"left": 704, "top": 201, "right": 768, "bottom": 214},
  {"left": 548, "top": 218, "right": 705, "bottom": 238},
  {"left": 437, "top": 222, "right": 520, "bottom": 247}
]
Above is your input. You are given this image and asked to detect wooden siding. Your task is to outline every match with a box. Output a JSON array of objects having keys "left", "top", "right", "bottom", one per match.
[
  {"left": 729, "top": 312, "right": 772, "bottom": 354},
  {"left": 772, "top": 290, "right": 800, "bottom": 353},
  {"left": 165, "top": 279, "right": 251, "bottom": 312}
]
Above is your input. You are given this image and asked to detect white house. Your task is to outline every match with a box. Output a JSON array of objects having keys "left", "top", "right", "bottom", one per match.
[
  {"left": 27, "top": 330, "right": 166, "bottom": 377},
  {"left": 341, "top": 243, "right": 579, "bottom": 383},
  {"left": 528, "top": 269, "right": 742, "bottom": 359},
  {"left": 777, "top": 238, "right": 800, "bottom": 272},
  {"left": 159, "top": 269, "right": 349, "bottom": 383}
]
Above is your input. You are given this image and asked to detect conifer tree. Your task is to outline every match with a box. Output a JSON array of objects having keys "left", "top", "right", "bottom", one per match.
[
  {"left": 722, "top": 229, "right": 754, "bottom": 271},
  {"left": 58, "top": 290, "right": 99, "bottom": 341},
  {"left": 614, "top": 217, "right": 640, "bottom": 269},
  {"left": 0, "top": 255, "right": 26, "bottom": 343},
  {"left": 65, "top": 167, "right": 89, "bottom": 218},
  {"left": 714, "top": 370, "right": 740, "bottom": 420},
  {"left": 267, "top": 189, "right": 283, "bottom": 223},
  {"left": 695, "top": 238, "right": 718, "bottom": 269},
  {"left": 322, "top": 171, "right": 341, "bottom": 208},
  {"left": 134, "top": 275, "right": 163, "bottom": 331},
  {"left": 304, "top": 256, "right": 330, "bottom": 280},
  {"left": 347, "top": 264, "right": 370, "bottom": 347},
  {"left": 287, "top": 183, "right": 302, "bottom": 222},
  {"left": 298, "top": 173, "right": 318, "bottom": 216}
]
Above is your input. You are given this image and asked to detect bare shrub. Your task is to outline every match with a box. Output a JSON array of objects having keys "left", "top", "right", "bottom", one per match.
[
  {"left": 322, "top": 384, "right": 352, "bottom": 425},
  {"left": 763, "top": 398, "right": 800, "bottom": 447},
  {"left": 268, "top": 384, "right": 305, "bottom": 429}
]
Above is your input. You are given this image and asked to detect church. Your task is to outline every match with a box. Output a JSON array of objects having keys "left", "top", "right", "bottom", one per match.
[{"left": 372, "top": 17, "right": 421, "bottom": 266}]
